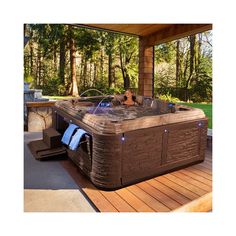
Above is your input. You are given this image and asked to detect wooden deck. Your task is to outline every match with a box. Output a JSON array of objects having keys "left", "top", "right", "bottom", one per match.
[{"left": 61, "top": 147, "right": 212, "bottom": 212}]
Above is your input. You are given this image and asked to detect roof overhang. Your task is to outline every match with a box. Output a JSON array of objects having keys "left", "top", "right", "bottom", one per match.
[{"left": 75, "top": 24, "right": 212, "bottom": 45}]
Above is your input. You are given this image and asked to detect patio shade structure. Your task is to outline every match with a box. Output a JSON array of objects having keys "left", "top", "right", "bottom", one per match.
[{"left": 76, "top": 24, "right": 212, "bottom": 97}]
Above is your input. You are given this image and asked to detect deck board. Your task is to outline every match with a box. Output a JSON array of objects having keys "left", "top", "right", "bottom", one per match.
[
  {"left": 164, "top": 174, "right": 207, "bottom": 196},
  {"left": 147, "top": 179, "right": 191, "bottom": 205},
  {"left": 126, "top": 185, "right": 170, "bottom": 212},
  {"left": 191, "top": 165, "right": 212, "bottom": 175},
  {"left": 115, "top": 188, "right": 155, "bottom": 212},
  {"left": 100, "top": 191, "right": 136, "bottom": 212},
  {"left": 171, "top": 172, "right": 212, "bottom": 192},
  {"left": 60, "top": 147, "right": 212, "bottom": 212},
  {"left": 198, "top": 162, "right": 212, "bottom": 169},
  {"left": 186, "top": 167, "right": 212, "bottom": 180},
  {"left": 178, "top": 169, "right": 212, "bottom": 186},
  {"left": 155, "top": 176, "right": 199, "bottom": 200},
  {"left": 136, "top": 181, "right": 180, "bottom": 210}
]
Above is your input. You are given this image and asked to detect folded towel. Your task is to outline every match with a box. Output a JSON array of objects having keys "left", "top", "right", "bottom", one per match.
[
  {"left": 61, "top": 123, "right": 79, "bottom": 145},
  {"left": 69, "top": 128, "right": 87, "bottom": 151}
]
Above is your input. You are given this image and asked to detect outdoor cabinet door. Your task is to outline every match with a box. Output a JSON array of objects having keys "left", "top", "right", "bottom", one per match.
[
  {"left": 161, "top": 119, "right": 207, "bottom": 166},
  {"left": 122, "top": 126, "right": 163, "bottom": 185}
]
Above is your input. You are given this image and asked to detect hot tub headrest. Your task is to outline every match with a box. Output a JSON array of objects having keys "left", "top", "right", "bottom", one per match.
[
  {"left": 112, "top": 94, "right": 144, "bottom": 105},
  {"left": 135, "top": 95, "right": 144, "bottom": 105}
]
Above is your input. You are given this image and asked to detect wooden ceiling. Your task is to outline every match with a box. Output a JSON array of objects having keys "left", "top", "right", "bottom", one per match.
[
  {"left": 80, "top": 24, "right": 172, "bottom": 36},
  {"left": 78, "top": 24, "right": 212, "bottom": 37},
  {"left": 75, "top": 24, "right": 212, "bottom": 45}
]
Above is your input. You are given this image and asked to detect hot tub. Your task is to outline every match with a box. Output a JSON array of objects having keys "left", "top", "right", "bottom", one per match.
[{"left": 52, "top": 95, "right": 207, "bottom": 189}]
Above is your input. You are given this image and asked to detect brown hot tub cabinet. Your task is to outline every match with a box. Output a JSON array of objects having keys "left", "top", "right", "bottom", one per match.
[{"left": 52, "top": 97, "right": 207, "bottom": 190}]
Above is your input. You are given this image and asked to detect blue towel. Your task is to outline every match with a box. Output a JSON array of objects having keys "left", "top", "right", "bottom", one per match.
[
  {"left": 69, "top": 128, "right": 87, "bottom": 151},
  {"left": 61, "top": 124, "right": 79, "bottom": 145}
]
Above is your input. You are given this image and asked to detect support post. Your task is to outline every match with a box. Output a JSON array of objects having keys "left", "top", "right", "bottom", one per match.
[{"left": 138, "top": 37, "right": 154, "bottom": 97}]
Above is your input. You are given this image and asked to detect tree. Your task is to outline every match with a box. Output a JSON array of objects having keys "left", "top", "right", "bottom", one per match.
[
  {"left": 76, "top": 28, "right": 101, "bottom": 89},
  {"left": 117, "top": 35, "right": 138, "bottom": 89},
  {"left": 69, "top": 27, "right": 79, "bottom": 96},
  {"left": 175, "top": 40, "right": 180, "bottom": 89},
  {"left": 104, "top": 32, "right": 117, "bottom": 88},
  {"left": 154, "top": 31, "right": 212, "bottom": 102},
  {"left": 182, "top": 35, "right": 196, "bottom": 100},
  {"left": 58, "top": 26, "right": 66, "bottom": 84}
]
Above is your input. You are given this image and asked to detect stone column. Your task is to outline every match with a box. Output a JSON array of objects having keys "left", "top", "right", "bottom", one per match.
[
  {"left": 26, "top": 101, "right": 56, "bottom": 132},
  {"left": 138, "top": 37, "right": 154, "bottom": 97}
]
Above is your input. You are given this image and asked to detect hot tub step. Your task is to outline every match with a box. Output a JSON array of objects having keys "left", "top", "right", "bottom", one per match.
[
  {"left": 43, "top": 128, "right": 62, "bottom": 148},
  {"left": 28, "top": 140, "right": 67, "bottom": 161}
]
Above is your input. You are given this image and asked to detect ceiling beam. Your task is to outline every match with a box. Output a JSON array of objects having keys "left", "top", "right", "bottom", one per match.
[
  {"left": 144, "top": 24, "right": 212, "bottom": 46},
  {"left": 73, "top": 24, "right": 139, "bottom": 37}
]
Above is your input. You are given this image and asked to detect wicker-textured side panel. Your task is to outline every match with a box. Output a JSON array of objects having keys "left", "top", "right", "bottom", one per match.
[
  {"left": 161, "top": 119, "right": 208, "bottom": 165},
  {"left": 121, "top": 119, "right": 208, "bottom": 187},
  {"left": 122, "top": 126, "right": 163, "bottom": 184},
  {"left": 165, "top": 127, "right": 200, "bottom": 163},
  {"left": 91, "top": 134, "right": 122, "bottom": 189},
  {"left": 162, "top": 119, "right": 207, "bottom": 165},
  {"left": 67, "top": 148, "right": 92, "bottom": 177},
  {"left": 199, "top": 121, "right": 208, "bottom": 161},
  {"left": 53, "top": 106, "right": 208, "bottom": 190}
]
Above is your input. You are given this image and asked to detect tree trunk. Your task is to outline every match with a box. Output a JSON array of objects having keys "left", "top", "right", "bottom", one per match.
[
  {"left": 196, "top": 33, "right": 202, "bottom": 76},
  {"left": 24, "top": 55, "right": 27, "bottom": 77},
  {"left": 89, "top": 61, "right": 93, "bottom": 87},
  {"left": 113, "top": 67, "right": 116, "bottom": 86},
  {"left": 124, "top": 69, "right": 130, "bottom": 89},
  {"left": 176, "top": 40, "right": 180, "bottom": 90},
  {"left": 53, "top": 43, "right": 57, "bottom": 72},
  {"left": 108, "top": 53, "right": 112, "bottom": 87},
  {"left": 37, "top": 50, "right": 42, "bottom": 86},
  {"left": 187, "top": 35, "right": 195, "bottom": 84},
  {"left": 83, "top": 61, "right": 87, "bottom": 88},
  {"left": 80, "top": 55, "right": 84, "bottom": 86},
  {"left": 29, "top": 29, "right": 34, "bottom": 76},
  {"left": 119, "top": 46, "right": 130, "bottom": 89},
  {"left": 30, "top": 46, "right": 34, "bottom": 76},
  {"left": 100, "top": 47, "right": 104, "bottom": 80},
  {"left": 93, "top": 62, "right": 97, "bottom": 86},
  {"left": 59, "top": 36, "right": 66, "bottom": 84},
  {"left": 185, "top": 35, "right": 196, "bottom": 101},
  {"left": 70, "top": 38, "right": 79, "bottom": 96}
]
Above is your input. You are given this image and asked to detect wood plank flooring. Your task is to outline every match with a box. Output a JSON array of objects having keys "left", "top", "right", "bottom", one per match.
[{"left": 61, "top": 147, "right": 212, "bottom": 212}]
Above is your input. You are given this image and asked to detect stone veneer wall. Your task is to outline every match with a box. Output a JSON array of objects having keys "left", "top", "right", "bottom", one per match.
[{"left": 26, "top": 101, "right": 55, "bottom": 132}]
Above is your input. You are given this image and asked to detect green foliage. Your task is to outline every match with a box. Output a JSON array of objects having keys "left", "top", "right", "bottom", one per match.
[
  {"left": 158, "top": 92, "right": 180, "bottom": 103},
  {"left": 24, "top": 24, "right": 139, "bottom": 96},
  {"left": 76, "top": 28, "right": 101, "bottom": 60},
  {"left": 40, "top": 77, "right": 60, "bottom": 95},
  {"left": 24, "top": 24, "right": 211, "bottom": 103},
  {"left": 57, "top": 84, "right": 67, "bottom": 96},
  {"left": 154, "top": 63, "right": 176, "bottom": 88},
  {"left": 117, "top": 35, "right": 139, "bottom": 88},
  {"left": 102, "top": 87, "right": 125, "bottom": 95},
  {"left": 190, "top": 56, "right": 212, "bottom": 102},
  {"left": 154, "top": 31, "right": 212, "bottom": 103},
  {"left": 24, "top": 75, "right": 33, "bottom": 83},
  {"left": 179, "top": 102, "right": 212, "bottom": 128},
  {"left": 155, "top": 42, "right": 175, "bottom": 63},
  {"left": 87, "top": 82, "right": 125, "bottom": 96}
]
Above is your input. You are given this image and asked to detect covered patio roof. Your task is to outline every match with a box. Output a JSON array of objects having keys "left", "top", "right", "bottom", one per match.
[
  {"left": 77, "top": 24, "right": 212, "bottom": 43},
  {"left": 79, "top": 24, "right": 172, "bottom": 36},
  {"left": 76, "top": 24, "right": 212, "bottom": 97}
]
